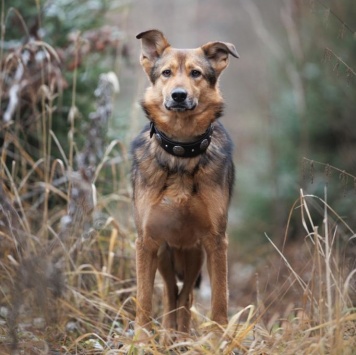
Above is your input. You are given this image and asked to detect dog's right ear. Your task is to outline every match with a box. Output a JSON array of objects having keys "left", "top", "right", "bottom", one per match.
[{"left": 136, "top": 30, "right": 170, "bottom": 77}]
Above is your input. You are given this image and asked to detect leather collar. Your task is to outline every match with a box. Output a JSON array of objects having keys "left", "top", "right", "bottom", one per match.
[{"left": 149, "top": 122, "right": 213, "bottom": 158}]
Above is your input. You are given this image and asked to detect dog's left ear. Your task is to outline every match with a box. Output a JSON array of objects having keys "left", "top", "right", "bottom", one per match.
[
  {"left": 201, "top": 41, "right": 239, "bottom": 76},
  {"left": 136, "top": 29, "right": 170, "bottom": 76}
]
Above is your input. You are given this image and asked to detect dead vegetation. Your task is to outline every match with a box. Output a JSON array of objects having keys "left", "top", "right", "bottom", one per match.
[
  {"left": 0, "top": 2, "right": 355, "bottom": 354},
  {"left": 0, "top": 14, "right": 134, "bottom": 352}
]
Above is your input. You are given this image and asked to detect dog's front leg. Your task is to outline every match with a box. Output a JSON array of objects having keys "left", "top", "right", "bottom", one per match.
[
  {"left": 203, "top": 234, "right": 228, "bottom": 326},
  {"left": 135, "top": 237, "right": 158, "bottom": 338}
]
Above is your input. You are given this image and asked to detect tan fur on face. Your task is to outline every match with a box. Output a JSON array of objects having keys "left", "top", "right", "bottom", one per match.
[
  {"left": 143, "top": 48, "right": 225, "bottom": 141},
  {"left": 132, "top": 29, "right": 238, "bottom": 342}
]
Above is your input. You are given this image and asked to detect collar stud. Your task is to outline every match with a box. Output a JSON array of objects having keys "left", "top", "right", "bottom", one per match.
[{"left": 173, "top": 146, "right": 185, "bottom": 156}]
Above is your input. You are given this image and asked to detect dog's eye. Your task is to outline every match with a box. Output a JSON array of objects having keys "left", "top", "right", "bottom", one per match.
[
  {"left": 191, "top": 70, "right": 202, "bottom": 78},
  {"left": 162, "top": 69, "right": 172, "bottom": 77}
]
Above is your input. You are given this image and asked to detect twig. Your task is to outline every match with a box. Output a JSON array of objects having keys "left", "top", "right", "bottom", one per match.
[
  {"left": 324, "top": 48, "right": 356, "bottom": 78},
  {"left": 303, "top": 157, "right": 356, "bottom": 181},
  {"left": 323, "top": 186, "right": 333, "bottom": 334},
  {"left": 316, "top": 0, "right": 355, "bottom": 35}
]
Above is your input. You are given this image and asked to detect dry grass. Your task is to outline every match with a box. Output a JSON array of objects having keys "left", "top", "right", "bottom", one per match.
[
  {"left": 1, "top": 111, "right": 355, "bottom": 354},
  {"left": 1, "top": 5, "right": 356, "bottom": 355},
  {"left": 253, "top": 188, "right": 356, "bottom": 355}
]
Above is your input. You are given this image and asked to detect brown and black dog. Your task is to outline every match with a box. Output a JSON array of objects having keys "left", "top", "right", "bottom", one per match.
[{"left": 131, "top": 29, "right": 238, "bottom": 339}]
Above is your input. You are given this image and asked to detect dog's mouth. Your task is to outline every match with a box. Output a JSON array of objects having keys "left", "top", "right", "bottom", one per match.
[{"left": 164, "top": 100, "right": 197, "bottom": 112}]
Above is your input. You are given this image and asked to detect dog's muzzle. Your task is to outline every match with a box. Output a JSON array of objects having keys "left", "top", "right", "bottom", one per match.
[{"left": 165, "top": 88, "right": 197, "bottom": 111}]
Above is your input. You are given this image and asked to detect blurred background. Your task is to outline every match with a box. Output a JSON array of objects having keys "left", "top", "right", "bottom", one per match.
[
  {"left": 116, "top": 0, "right": 356, "bottom": 243},
  {"left": 1, "top": 0, "right": 355, "bottom": 350}
]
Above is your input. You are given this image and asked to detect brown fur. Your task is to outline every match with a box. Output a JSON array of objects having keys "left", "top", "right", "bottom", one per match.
[{"left": 131, "top": 29, "right": 238, "bottom": 340}]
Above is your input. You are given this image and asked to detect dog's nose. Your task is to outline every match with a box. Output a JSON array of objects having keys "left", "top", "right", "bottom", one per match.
[{"left": 171, "top": 88, "right": 187, "bottom": 103}]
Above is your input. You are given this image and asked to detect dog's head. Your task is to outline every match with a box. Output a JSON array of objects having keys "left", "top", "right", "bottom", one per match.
[{"left": 136, "top": 30, "right": 239, "bottom": 137}]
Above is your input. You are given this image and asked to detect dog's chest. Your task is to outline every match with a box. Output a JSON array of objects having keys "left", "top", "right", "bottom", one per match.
[
  {"left": 145, "top": 193, "right": 211, "bottom": 248},
  {"left": 143, "top": 169, "right": 212, "bottom": 247}
]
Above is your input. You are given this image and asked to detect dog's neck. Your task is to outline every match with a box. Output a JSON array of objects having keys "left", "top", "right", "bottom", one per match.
[{"left": 149, "top": 122, "right": 213, "bottom": 158}]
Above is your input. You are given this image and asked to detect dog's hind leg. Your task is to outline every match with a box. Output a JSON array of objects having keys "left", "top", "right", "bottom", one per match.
[
  {"left": 176, "top": 246, "right": 204, "bottom": 333},
  {"left": 158, "top": 243, "right": 178, "bottom": 331}
]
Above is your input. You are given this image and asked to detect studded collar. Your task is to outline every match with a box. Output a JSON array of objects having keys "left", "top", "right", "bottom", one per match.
[{"left": 149, "top": 122, "right": 213, "bottom": 158}]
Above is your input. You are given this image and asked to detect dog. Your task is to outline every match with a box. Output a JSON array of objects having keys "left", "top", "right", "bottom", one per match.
[{"left": 131, "top": 29, "right": 238, "bottom": 339}]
